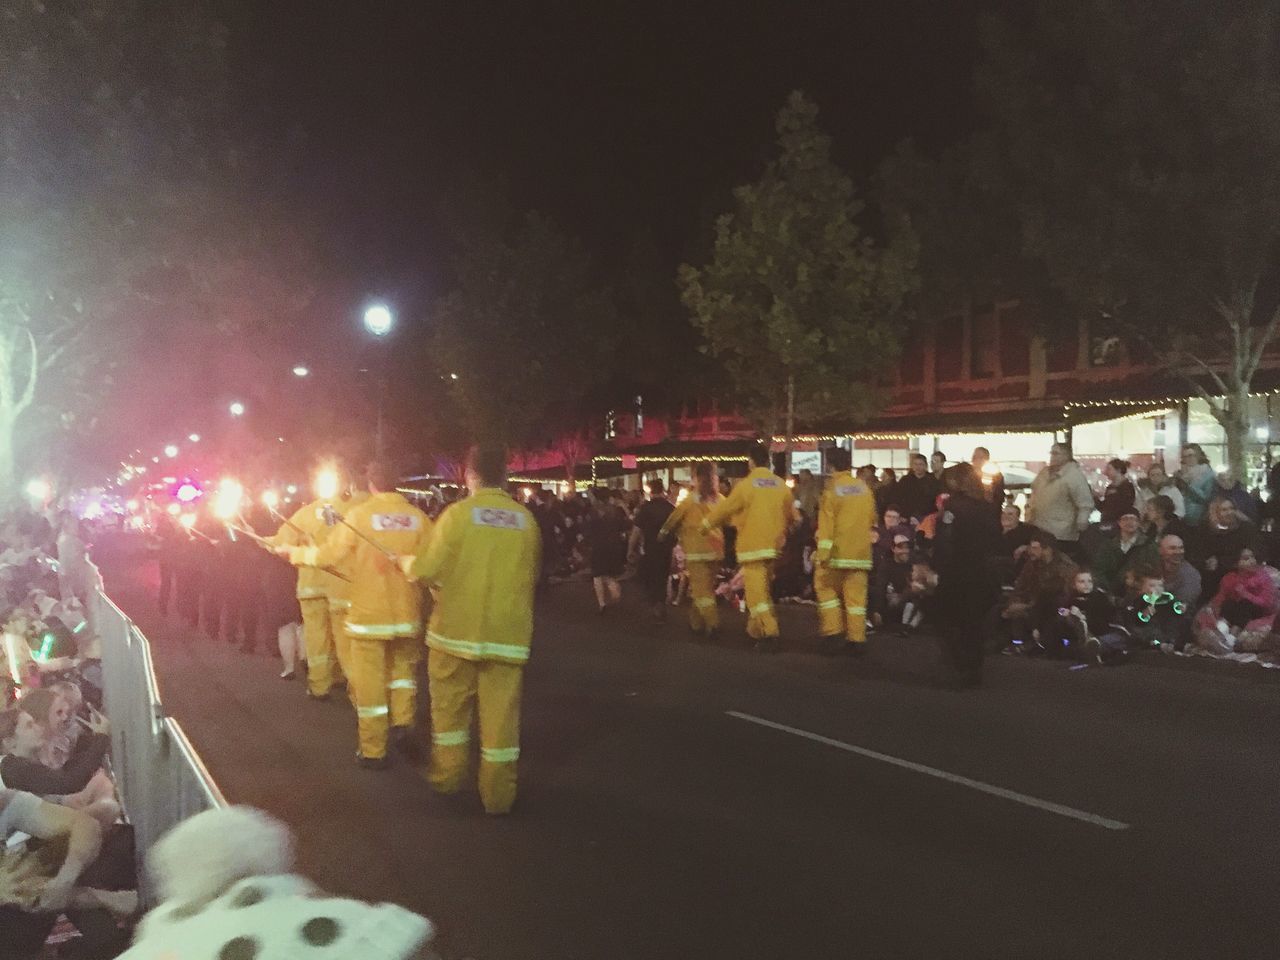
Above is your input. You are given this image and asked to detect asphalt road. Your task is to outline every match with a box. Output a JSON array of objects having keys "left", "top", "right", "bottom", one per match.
[{"left": 100, "top": 550, "right": 1279, "bottom": 960}]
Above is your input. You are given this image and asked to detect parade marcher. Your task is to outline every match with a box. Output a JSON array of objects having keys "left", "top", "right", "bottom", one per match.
[
  {"left": 268, "top": 471, "right": 348, "bottom": 701},
  {"left": 404, "top": 445, "right": 540, "bottom": 815},
  {"left": 634, "top": 479, "right": 676, "bottom": 620},
  {"left": 813, "top": 446, "right": 875, "bottom": 656},
  {"left": 932, "top": 463, "right": 1003, "bottom": 688},
  {"left": 702, "top": 443, "right": 797, "bottom": 653},
  {"left": 325, "top": 481, "right": 371, "bottom": 699},
  {"left": 282, "top": 463, "right": 431, "bottom": 768},
  {"left": 659, "top": 462, "right": 723, "bottom": 637}
]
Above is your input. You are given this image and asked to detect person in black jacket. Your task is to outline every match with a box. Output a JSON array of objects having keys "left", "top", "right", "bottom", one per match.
[
  {"left": 932, "top": 463, "right": 1003, "bottom": 688},
  {"left": 0, "top": 707, "right": 111, "bottom": 800},
  {"left": 633, "top": 480, "right": 676, "bottom": 620},
  {"left": 891, "top": 453, "right": 942, "bottom": 523}
]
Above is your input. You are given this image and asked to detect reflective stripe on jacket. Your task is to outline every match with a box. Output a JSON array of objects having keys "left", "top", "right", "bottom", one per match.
[{"left": 659, "top": 492, "right": 722, "bottom": 563}]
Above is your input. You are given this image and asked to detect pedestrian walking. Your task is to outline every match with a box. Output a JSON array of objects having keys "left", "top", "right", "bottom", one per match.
[
  {"left": 659, "top": 463, "right": 723, "bottom": 637},
  {"left": 633, "top": 480, "right": 676, "bottom": 620}
]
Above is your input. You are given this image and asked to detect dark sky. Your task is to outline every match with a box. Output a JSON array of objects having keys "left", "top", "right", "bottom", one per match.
[{"left": 238, "top": 1, "right": 983, "bottom": 290}]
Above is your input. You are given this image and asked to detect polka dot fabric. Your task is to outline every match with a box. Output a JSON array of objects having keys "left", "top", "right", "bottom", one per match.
[{"left": 119, "top": 874, "right": 434, "bottom": 960}]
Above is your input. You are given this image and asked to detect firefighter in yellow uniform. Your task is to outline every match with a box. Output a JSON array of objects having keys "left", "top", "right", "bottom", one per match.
[
  {"left": 326, "top": 486, "right": 370, "bottom": 703},
  {"left": 702, "top": 444, "right": 797, "bottom": 653},
  {"left": 659, "top": 462, "right": 722, "bottom": 637},
  {"left": 284, "top": 463, "right": 431, "bottom": 768},
  {"left": 814, "top": 446, "right": 875, "bottom": 656},
  {"left": 404, "top": 446, "right": 540, "bottom": 815},
  {"left": 268, "top": 491, "right": 346, "bottom": 700}
]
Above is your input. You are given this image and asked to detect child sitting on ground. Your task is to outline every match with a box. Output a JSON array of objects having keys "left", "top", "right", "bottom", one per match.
[
  {"left": 1053, "top": 570, "right": 1119, "bottom": 660},
  {"left": 902, "top": 558, "right": 938, "bottom": 631}
]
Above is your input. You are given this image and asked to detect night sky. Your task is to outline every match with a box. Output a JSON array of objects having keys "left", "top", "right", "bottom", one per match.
[{"left": 238, "top": 1, "right": 983, "bottom": 293}]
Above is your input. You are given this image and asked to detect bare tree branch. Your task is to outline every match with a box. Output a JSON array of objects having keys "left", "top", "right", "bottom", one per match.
[
  {"left": 14, "top": 327, "right": 38, "bottom": 416},
  {"left": 1246, "top": 305, "right": 1280, "bottom": 381}
]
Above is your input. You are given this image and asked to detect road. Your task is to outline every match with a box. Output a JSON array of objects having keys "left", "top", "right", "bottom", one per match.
[{"left": 101, "top": 550, "right": 1279, "bottom": 960}]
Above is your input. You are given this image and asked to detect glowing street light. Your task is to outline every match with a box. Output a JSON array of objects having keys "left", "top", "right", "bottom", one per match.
[
  {"left": 229, "top": 401, "right": 246, "bottom": 417},
  {"left": 363, "top": 304, "right": 394, "bottom": 337},
  {"left": 188, "top": 433, "right": 201, "bottom": 443},
  {"left": 292, "top": 365, "right": 309, "bottom": 377},
  {"left": 164, "top": 444, "right": 179, "bottom": 458}
]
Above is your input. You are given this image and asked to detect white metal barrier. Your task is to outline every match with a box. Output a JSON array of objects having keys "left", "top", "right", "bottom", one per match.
[{"left": 91, "top": 579, "right": 226, "bottom": 879}]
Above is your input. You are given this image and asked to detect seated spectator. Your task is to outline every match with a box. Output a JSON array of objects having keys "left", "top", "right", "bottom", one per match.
[
  {"left": 996, "top": 504, "right": 1035, "bottom": 586},
  {"left": 1158, "top": 534, "right": 1202, "bottom": 609},
  {"left": 1195, "top": 496, "right": 1262, "bottom": 599},
  {"left": 1092, "top": 508, "right": 1156, "bottom": 594},
  {"left": 1, "top": 706, "right": 116, "bottom": 826},
  {"left": 0, "top": 788, "right": 136, "bottom": 957},
  {"left": 1097, "top": 458, "right": 1137, "bottom": 528},
  {"left": 1114, "top": 567, "right": 1193, "bottom": 653},
  {"left": 995, "top": 531, "right": 1078, "bottom": 654},
  {"left": 1135, "top": 462, "right": 1185, "bottom": 518},
  {"left": 1213, "top": 468, "right": 1259, "bottom": 523},
  {"left": 1193, "top": 546, "right": 1278, "bottom": 655},
  {"left": 1143, "top": 493, "right": 1190, "bottom": 546},
  {"left": 872, "top": 507, "right": 912, "bottom": 566},
  {"left": 870, "top": 533, "right": 914, "bottom": 631},
  {"left": 903, "top": 556, "right": 937, "bottom": 631},
  {"left": 1052, "top": 569, "right": 1119, "bottom": 660}
]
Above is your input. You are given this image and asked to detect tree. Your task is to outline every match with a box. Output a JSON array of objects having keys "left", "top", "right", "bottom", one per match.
[
  {"left": 678, "top": 92, "right": 919, "bottom": 462},
  {"left": 970, "top": 0, "right": 1280, "bottom": 478},
  {"left": 429, "top": 211, "right": 618, "bottom": 460}
]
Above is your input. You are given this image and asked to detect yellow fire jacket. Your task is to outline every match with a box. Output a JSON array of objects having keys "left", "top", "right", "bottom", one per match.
[
  {"left": 702, "top": 466, "right": 797, "bottom": 563},
  {"left": 268, "top": 498, "right": 340, "bottom": 601},
  {"left": 409, "top": 488, "right": 541, "bottom": 665},
  {"left": 815, "top": 470, "right": 875, "bottom": 570},
  {"left": 292, "top": 491, "right": 431, "bottom": 638},
  {"left": 326, "top": 490, "right": 369, "bottom": 612},
  {"left": 659, "top": 493, "right": 723, "bottom": 563}
]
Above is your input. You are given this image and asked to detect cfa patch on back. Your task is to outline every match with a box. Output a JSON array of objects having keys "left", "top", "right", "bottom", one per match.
[
  {"left": 753, "top": 477, "right": 779, "bottom": 488},
  {"left": 835, "top": 484, "right": 865, "bottom": 497},
  {"left": 472, "top": 506, "right": 526, "bottom": 530},
  {"left": 371, "top": 513, "right": 421, "bottom": 532}
]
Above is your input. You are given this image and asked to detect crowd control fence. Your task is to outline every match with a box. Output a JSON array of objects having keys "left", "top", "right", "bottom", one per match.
[{"left": 90, "top": 570, "right": 226, "bottom": 894}]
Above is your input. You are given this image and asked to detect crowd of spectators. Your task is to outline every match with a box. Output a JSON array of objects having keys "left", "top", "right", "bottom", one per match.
[{"left": 0, "top": 506, "right": 139, "bottom": 958}]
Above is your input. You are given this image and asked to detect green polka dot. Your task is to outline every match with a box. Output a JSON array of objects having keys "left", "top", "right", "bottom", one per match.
[
  {"left": 300, "top": 916, "right": 342, "bottom": 946},
  {"left": 218, "top": 936, "right": 260, "bottom": 960},
  {"left": 167, "top": 901, "right": 203, "bottom": 921}
]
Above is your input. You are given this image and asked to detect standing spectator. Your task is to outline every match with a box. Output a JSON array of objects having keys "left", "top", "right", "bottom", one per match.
[
  {"left": 971, "top": 446, "right": 1006, "bottom": 506},
  {"left": 1213, "top": 468, "right": 1259, "bottom": 523},
  {"left": 1135, "top": 462, "right": 1185, "bottom": 518},
  {"left": 1178, "top": 443, "right": 1216, "bottom": 526},
  {"left": 891, "top": 453, "right": 941, "bottom": 523},
  {"left": 874, "top": 467, "right": 897, "bottom": 517},
  {"left": 1026, "top": 442, "right": 1095, "bottom": 557},
  {"left": 587, "top": 492, "right": 630, "bottom": 614},
  {"left": 796, "top": 468, "right": 821, "bottom": 525},
  {"left": 55, "top": 514, "right": 94, "bottom": 606},
  {"left": 1091, "top": 508, "right": 1156, "bottom": 594},
  {"left": 633, "top": 480, "right": 676, "bottom": 621},
  {"left": 932, "top": 463, "right": 1002, "bottom": 688},
  {"left": 1158, "top": 534, "right": 1202, "bottom": 609},
  {"left": 930, "top": 450, "right": 947, "bottom": 482},
  {"left": 1096, "top": 459, "right": 1137, "bottom": 527},
  {"left": 1197, "top": 497, "right": 1263, "bottom": 599}
]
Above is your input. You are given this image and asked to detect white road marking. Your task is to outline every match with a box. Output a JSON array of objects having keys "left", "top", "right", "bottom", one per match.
[{"left": 726, "top": 710, "right": 1130, "bottom": 831}]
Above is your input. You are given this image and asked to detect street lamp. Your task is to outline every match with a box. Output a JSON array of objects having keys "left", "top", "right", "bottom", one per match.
[
  {"left": 188, "top": 433, "right": 201, "bottom": 443},
  {"left": 292, "top": 365, "right": 309, "bottom": 378},
  {"left": 164, "top": 444, "right": 179, "bottom": 458},
  {"left": 363, "top": 304, "right": 394, "bottom": 337},
  {"left": 229, "top": 401, "right": 246, "bottom": 417},
  {"left": 362, "top": 303, "right": 394, "bottom": 459}
]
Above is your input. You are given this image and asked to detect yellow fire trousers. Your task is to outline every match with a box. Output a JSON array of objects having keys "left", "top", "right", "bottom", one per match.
[
  {"left": 814, "top": 566, "right": 869, "bottom": 644},
  {"left": 329, "top": 606, "right": 355, "bottom": 705},
  {"left": 741, "top": 560, "right": 778, "bottom": 639},
  {"left": 300, "top": 598, "right": 344, "bottom": 697},
  {"left": 349, "top": 634, "right": 420, "bottom": 760},
  {"left": 427, "top": 650, "right": 524, "bottom": 815},
  {"left": 687, "top": 561, "right": 719, "bottom": 633}
]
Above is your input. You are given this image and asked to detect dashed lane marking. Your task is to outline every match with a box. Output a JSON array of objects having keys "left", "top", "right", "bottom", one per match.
[{"left": 726, "top": 710, "right": 1130, "bottom": 831}]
